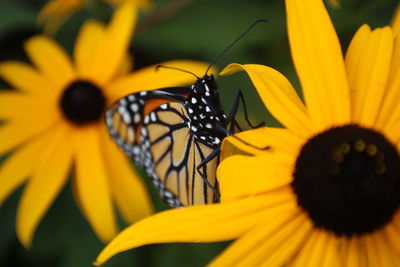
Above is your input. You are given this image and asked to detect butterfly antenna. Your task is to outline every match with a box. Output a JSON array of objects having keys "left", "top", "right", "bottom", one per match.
[
  {"left": 156, "top": 65, "right": 200, "bottom": 79},
  {"left": 205, "top": 18, "right": 268, "bottom": 75}
]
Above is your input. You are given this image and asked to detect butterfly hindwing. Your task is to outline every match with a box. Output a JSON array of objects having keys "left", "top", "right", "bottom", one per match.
[{"left": 141, "top": 102, "right": 218, "bottom": 206}]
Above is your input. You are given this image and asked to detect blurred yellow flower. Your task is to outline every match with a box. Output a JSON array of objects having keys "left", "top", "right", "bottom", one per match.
[
  {"left": 327, "top": 0, "right": 340, "bottom": 8},
  {"left": 0, "top": 0, "right": 210, "bottom": 247},
  {"left": 38, "top": 0, "right": 152, "bottom": 34},
  {"left": 95, "top": 0, "right": 400, "bottom": 266}
]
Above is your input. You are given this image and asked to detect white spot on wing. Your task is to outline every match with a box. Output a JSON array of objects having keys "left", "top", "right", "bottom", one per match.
[
  {"left": 150, "top": 112, "right": 157, "bottom": 121},
  {"left": 118, "top": 106, "right": 126, "bottom": 114},
  {"left": 123, "top": 113, "right": 131, "bottom": 124},
  {"left": 134, "top": 113, "right": 141, "bottom": 123},
  {"left": 119, "top": 98, "right": 127, "bottom": 105},
  {"left": 130, "top": 103, "right": 139, "bottom": 112}
]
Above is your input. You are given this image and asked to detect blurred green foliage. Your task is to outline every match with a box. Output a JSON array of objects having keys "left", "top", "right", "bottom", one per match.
[{"left": 0, "top": 0, "right": 397, "bottom": 266}]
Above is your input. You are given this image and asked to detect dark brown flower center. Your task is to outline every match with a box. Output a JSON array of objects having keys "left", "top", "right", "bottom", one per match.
[
  {"left": 292, "top": 124, "right": 400, "bottom": 236},
  {"left": 60, "top": 81, "right": 106, "bottom": 125}
]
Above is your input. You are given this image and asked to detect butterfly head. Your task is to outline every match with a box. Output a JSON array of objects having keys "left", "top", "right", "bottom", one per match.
[{"left": 192, "top": 75, "right": 217, "bottom": 95}]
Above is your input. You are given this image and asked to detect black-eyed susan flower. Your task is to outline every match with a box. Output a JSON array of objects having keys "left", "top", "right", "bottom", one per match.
[
  {"left": 38, "top": 0, "right": 152, "bottom": 34},
  {"left": 95, "top": 0, "right": 400, "bottom": 266},
  {"left": 0, "top": 0, "right": 211, "bottom": 247}
]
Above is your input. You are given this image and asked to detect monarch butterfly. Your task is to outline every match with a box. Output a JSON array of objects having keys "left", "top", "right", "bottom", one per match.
[{"left": 106, "top": 20, "right": 266, "bottom": 207}]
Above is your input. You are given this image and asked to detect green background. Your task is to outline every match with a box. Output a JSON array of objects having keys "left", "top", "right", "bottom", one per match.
[{"left": 0, "top": 0, "right": 397, "bottom": 266}]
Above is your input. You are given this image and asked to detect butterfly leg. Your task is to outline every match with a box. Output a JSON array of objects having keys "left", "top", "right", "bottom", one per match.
[
  {"left": 196, "top": 147, "right": 221, "bottom": 203},
  {"left": 226, "top": 90, "right": 264, "bottom": 129},
  {"left": 216, "top": 124, "right": 270, "bottom": 151}
]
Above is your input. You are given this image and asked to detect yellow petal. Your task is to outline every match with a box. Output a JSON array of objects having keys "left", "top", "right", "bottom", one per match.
[
  {"left": 210, "top": 208, "right": 305, "bottom": 267},
  {"left": 37, "top": 0, "right": 82, "bottom": 34},
  {"left": 385, "top": 119, "right": 400, "bottom": 145},
  {"left": 114, "top": 54, "right": 134, "bottom": 78},
  {"left": 346, "top": 26, "right": 393, "bottom": 127},
  {"left": 345, "top": 24, "right": 371, "bottom": 101},
  {"left": 240, "top": 214, "right": 311, "bottom": 267},
  {"left": 74, "top": 126, "right": 117, "bottom": 243},
  {"left": 74, "top": 20, "right": 106, "bottom": 80},
  {"left": 381, "top": 36, "right": 400, "bottom": 128},
  {"left": 0, "top": 112, "right": 59, "bottom": 155},
  {"left": 95, "top": 194, "right": 286, "bottom": 266},
  {"left": 221, "top": 126, "right": 304, "bottom": 157},
  {"left": 16, "top": 124, "right": 73, "bottom": 247},
  {"left": 390, "top": 34, "right": 400, "bottom": 82},
  {"left": 24, "top": 35, "right": 75, "bottom": 88},
  {"left": 93, "top": 0, "right": 137, "bottom": 85},
  {"left": 378, "top": 62, "right": 400, "bottom": 130},
  {"left": 392, "top": 4, "right": 400, "bottom": 37},
  {"left": 373, "top": 232, "right": 400, "bottom": 266},
  {"left": 221, "top": 64, "right": 313, "bottom": 137},
  {"left": 0, "top": 91, "right": 56, "bottom": 120},
  {"left": 291, "top": 230, "right": 336, "bottom": 267},
  {"left": 100, "top": 127, "right": 153, "bottom": 224},
  {"left": 0, "top": 130, "right": 52, "bottom": 206},
  {"left": 364, "top": 234, "right": 381, "bottom": 267},
  {"left": 285, "top": 0, "right": 350, "bottom": 128},
  {"left": 106, "top": 60, "right": 215, "bottom": 103},
  {"left": 364, "top": 232, "right": 400, "bottom": 267},
  {"left": 384, "top": 223, "right": 400, "bottom": 255},
  {"left": 344, "top": 237, "right": 367, "bottom": 267},
  {"left": 0, "top": 61, "right": 53, "bottom": 94},
  {"left": 320, "top": 234, "right": 341, "bottom": 267},
  {"left": 217, "top": 155, "right": 294, "bottom": 202}
]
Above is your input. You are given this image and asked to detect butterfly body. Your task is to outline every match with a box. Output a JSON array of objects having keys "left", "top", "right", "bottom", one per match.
[{"left": 184, "top": 75, "right": 227, "bottom": 148}]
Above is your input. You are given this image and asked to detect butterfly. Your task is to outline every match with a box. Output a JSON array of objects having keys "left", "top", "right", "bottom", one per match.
[{"left": 106, "top": 19, "right": 266, "bottom": 207}]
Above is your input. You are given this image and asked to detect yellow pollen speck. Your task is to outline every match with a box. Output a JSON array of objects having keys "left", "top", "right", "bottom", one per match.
[
  {"left": 330, "top": 164, "right": 341, "bottom": 175},
  {"left": 374, "top": 163, "right": 386, "bottom": 175},
  {"left": 339, "top": 142, "right": 350, "bottom": 154},
  {"left": 366, "top": 144, "right": 378, "bottom": 156},
  {"left": 354, "top": 140, "right": 366, "bottom": 152},
  {"left": 332, "top": 151, "right": 343, "bottom": 163}
]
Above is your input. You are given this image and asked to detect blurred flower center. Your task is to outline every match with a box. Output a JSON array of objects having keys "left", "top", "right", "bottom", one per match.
[
  {"left": 292, "top": 124, "right": 400, "bottom": 236},
  {"left": 60, "top": 81, "right": 106, "bottom": 125}
]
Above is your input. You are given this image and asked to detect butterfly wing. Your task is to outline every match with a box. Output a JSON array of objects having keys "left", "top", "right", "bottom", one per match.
[{"left": 141, "top": 102, "right": 218, "bottom": 207}]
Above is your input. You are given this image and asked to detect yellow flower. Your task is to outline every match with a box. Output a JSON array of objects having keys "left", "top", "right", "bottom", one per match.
[
  {"left": 38, "top": 0, "right": 152, "bottom": 34},
  {"left": 95, "top": 0, "right": 400, "bottom": 266},
  {"left": 0, "top": 0, "right": 210, "bottom": 247}
]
